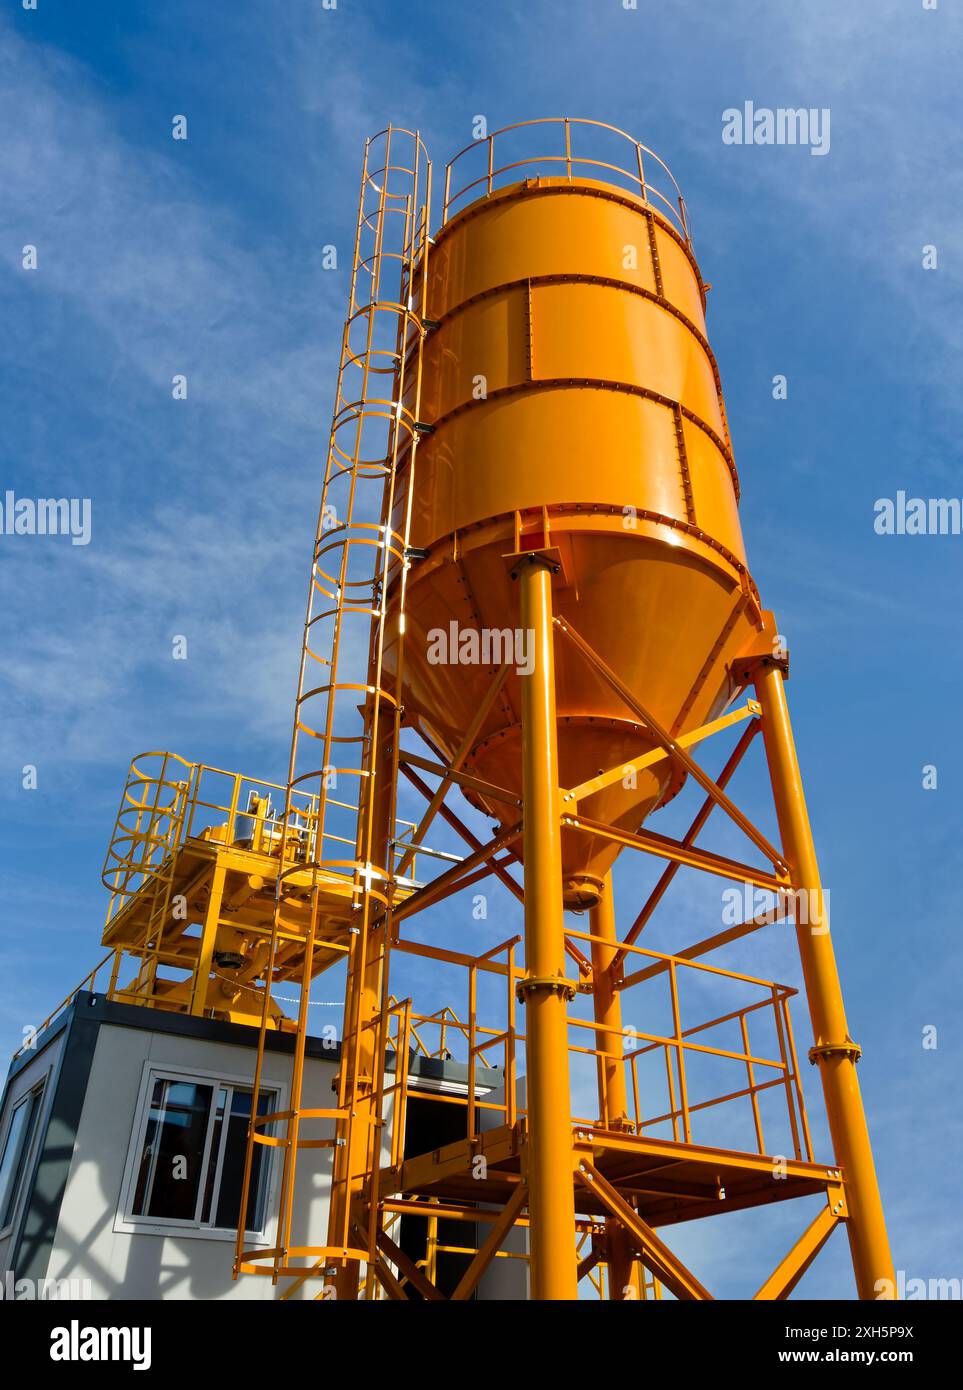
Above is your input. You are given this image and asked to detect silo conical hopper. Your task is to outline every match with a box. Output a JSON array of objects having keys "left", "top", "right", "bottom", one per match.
[{"left": 388, "top": 121, "right": 764, "bottom": 908}]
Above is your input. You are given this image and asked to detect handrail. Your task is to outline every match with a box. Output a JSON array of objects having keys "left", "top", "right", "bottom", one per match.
[
  {"left": 442, "top": 117, "right": 691, "bottom": 244},
  {"left": 101, "top": 751, "right": 424, "bottom": 924},
  {"left": 566, "top": 924, "right": 811, "bottom": 1159},
  {"left": 393, "top": 922, "right": 813, "bottom": 1163}
]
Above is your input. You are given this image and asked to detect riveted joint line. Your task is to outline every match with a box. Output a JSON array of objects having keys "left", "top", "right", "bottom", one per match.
[
  {"left": 645, "top": 211, "right": 665, "bottom": 298},
  {"left": 672, "top": 403, "right": 697, "bottom": 526}
]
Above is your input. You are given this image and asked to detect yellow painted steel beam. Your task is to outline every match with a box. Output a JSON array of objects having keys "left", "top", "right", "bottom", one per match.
[
  {"left": 753, "top": 662, "right": 895, "bottom": 1300},
  {"left": 516, "top": 555, "right": 579, "bottom": 1300},
  {"left": 562, "top": 811, "right": 790, "bottom": 894},
  {"left": 381, "top": 1198, "right": 608, "bottom": 1239},
  {"left": 399, "top": 763, "right": 526, "bottom": 905},
  {"left": 389, "top": 822, "right": 522, "bottom": 923},
  {"left": 394, "top": 934, "right": 521, "bottom": 981},
  {"left": 394, "top": 665, "right": 510, "bottom": 876},
  {"left": 451, "top": 1182, "right": 529, "bottom": 1300},
  {"left": 189, "top": 860, "right": 226, "bottom": 1017},
  {"left": 330, "top": 903, "right": 393, "bottom": 1301},
  {"left": 590, "top": 874, "right": 642, "bottom": 1299},
  {"left": 235, "top": 1242, "right": 369, "bottom": 1278},
  {"left": 612, "top": 719, "right": 761, "bottom": 969},
  {"left": 571, "top": 1127, "right": 830, "bottom": 1185},
  {"left": 399, "top": 749, "right": 521, "bottom": 809},
  {"left": 575, "top": 1159, "right": 712, "bottom": 1300},
  {"left": 375, "top": 1228, "right": 445, "bottom": 1301},
  {"left": 619, "top": 906, "right": 789, "bottom": 989},
  {"left": 562, "top": 700, "right": 760, "bottom": 806},
  {"left": 555, "top": 615, "right": 787, "bottom": 870},
  {"left": 372, "top": 1257, "right": 408, "bottom": 1302},
  {"left": 382, "top": 1199, "right": 529, "bottom": 1227},
  {"left": 753, "top": 1193, "right": 846, "bottom": 1300},
  {"left": 380, "top": 1122, "right": 522, "bottom": 1198}
]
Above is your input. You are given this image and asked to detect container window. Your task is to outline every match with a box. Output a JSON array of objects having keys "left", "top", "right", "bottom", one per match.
[
  {"left": 126, "top": 1071, "right": 274, "bottom": 1236},
  {"left": 0, "top": 1081, "right": 45, "bottom": 1231}
]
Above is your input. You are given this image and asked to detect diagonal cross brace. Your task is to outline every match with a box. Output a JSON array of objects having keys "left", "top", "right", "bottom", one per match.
[
  {"left": 613, "top": 719, "right": 761, "bottom": 969},
  {"left": 376, "top": 1227, "right": 446, "bottom": 1301},
  {"left": 554, "top": 615, "right": 787, "bottom": 873},
  {"left": 576, "top": 1159, "right": 713, "bottom": 1300},
  {"left": 395, "top": 665, "right": 510, "bottom": 877},
  {"left": 753, "top": 1197, "right": 843, "bottom": 1300},
  {"left": 451, "top": 1182, "right": 530, "bottom": 1301}
]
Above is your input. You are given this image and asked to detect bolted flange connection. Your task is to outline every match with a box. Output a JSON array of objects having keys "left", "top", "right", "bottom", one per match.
[
  {"left": 516, "top": 973, "right": 578, "bottom": 1004},
  {"left": 808, "top": 1038, "right": 862, "bottom": 1066},
  {"left": 509, "top": 553, "right": 562, "bottom": 582}
]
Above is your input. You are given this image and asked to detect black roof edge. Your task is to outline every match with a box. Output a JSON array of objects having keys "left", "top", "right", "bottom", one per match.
[{"left": 3, "top": 992, "right": 504, "bottom": 1094}]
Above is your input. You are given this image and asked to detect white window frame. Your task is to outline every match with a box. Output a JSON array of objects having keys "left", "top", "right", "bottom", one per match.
[
  {"left": 114, "top": 1061, "right": 284, "bottom": 1245},
  {"left": 0, "top": 1070, "right": 49, "bottom": 1240}
]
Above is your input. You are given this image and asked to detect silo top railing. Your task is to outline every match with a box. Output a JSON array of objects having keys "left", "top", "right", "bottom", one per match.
[
  {"left": 442, "top": 117, "right": 691, "bottom": 244},
  {"left": 100, "top": 751, "right": 429, "bottom": 920}
]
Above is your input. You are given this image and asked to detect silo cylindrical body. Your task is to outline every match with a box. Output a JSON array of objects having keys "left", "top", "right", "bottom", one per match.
[{"left": 389, "top": 169, "right": 764, "bottom": 907}]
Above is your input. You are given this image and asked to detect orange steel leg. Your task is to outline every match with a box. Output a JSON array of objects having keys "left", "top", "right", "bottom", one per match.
[
  {"left": 331, "top": 724, "right": 396, "bottom": 1301},
  {"left": 590, "top": 873, "right": 642, "bottom": 1299},
  {"left": 517, "top": 556, "right": 579, "bottom": 1301},
  {"left": 754, "top": 662, "right": 895, "bottom": 1300},
  {"left": 329, "top": 924, "right": 386, "bottom": 1301}
]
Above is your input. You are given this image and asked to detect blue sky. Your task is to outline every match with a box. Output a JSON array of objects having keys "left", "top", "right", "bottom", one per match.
[{"left": 1, "top": 0, "right": 961, "bottom": 1299}]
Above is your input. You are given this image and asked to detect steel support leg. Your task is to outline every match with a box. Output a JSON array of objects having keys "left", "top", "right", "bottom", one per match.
[
  {"left": 190, "top": 861, "right": 226, "bottom": 1016},
  {"left": 330, "top": 920, "right": 386, "bottom": 1301},
  {"left": 590, "top": 873, "right": 642, "bottom": 1299},
  {"left": 517, "top": 556, "right": 578, "bottom": 1300},
  {"left": 754, "top": 662, "right": 895, "bottom": 1299}
]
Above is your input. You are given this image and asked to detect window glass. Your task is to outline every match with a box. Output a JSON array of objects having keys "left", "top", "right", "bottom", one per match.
[
  {"left": 0, "top": 1084, "right": 44, "bottom": 1229},
  {"left": 131, "top": 1078, "right": 214, "bottom": 1220},
  {"left": 215, "top": 1088, "right": 273, "bottom": 1232},
  {"left": 129, "top": 1073, "right": 274, "bottom": 1234},
  {"left": 199, "top": 1087, "right": 228, "bottom": 1225}
]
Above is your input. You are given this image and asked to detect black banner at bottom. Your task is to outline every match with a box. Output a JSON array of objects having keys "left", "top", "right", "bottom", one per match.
[{"left": 0, "top": 1295, "right": 952, "bottom": 1375}]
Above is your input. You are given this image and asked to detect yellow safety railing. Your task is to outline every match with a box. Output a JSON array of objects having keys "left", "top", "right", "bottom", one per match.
[
  {"left": 390, "top": 925, "right": 813, "bottom": 1164},
  {"left": 568, "top": 953, "right": 812, "bottom": 1162},
  {"left": 101, "top": 751, "right": 425, "bottom": 928},
  {"left": 442, "top": 116, "right": 691, "bottom": 243},
  {"left": 387, "top": 935, "right": 522, "bottom": 1146},
  {"left": 393, "top": 999, "right": 496, "bottom": 1070}
]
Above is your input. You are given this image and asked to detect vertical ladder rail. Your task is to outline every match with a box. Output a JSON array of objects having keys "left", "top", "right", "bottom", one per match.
[{"left": 234, "top": 126, "right": 431, "bottom": 1294}]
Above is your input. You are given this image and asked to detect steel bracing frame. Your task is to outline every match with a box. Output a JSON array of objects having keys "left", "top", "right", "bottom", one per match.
[
  {"left": 232, "top": 530, "right": 893, "bottom": 1298},
  {"left": 342, "top": 566, "right": 892, "bottom": 1301},
  {"left": 226, "top": 124, "right": 894, "bottom": 1302}
]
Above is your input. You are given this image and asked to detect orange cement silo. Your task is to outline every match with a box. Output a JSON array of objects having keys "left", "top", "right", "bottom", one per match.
[
  {"left": 240, "top": 121, "right": 893, "bottom": 1305},
  {"left": 390, "top": 120, "right": 761, "bottom": 908}
]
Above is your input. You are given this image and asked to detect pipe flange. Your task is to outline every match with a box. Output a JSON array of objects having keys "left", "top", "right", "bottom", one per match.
[
  {"left": 808, "top": 1038, "right": 862, "bottom": 1066},
  {"left": 516, "top": 974, "right": 578, "bottom": 1003}
]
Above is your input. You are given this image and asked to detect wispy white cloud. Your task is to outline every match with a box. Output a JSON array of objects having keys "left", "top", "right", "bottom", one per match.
[{"left": 0, "top": 19, "right": 358, "bottom": 774}]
